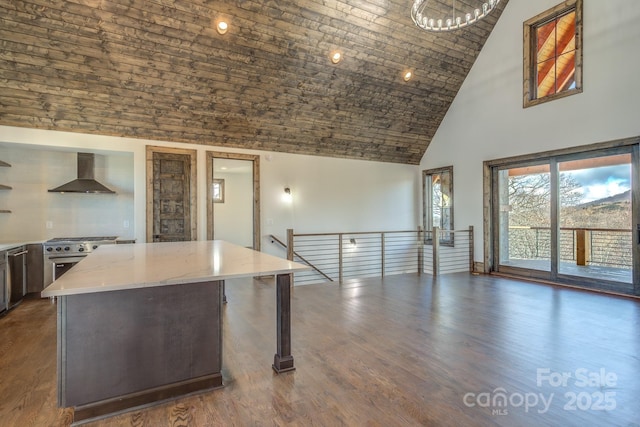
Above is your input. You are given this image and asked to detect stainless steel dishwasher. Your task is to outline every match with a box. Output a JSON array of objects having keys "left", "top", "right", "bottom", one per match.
[{"left": 8, "top": 246, "right": 28, "bottom": 309}]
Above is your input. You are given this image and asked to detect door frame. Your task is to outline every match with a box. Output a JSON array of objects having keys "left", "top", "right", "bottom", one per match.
[
  {"left": 483, "top": 136, "right": 640, "bottom": 296},
  {"left": 206, "top": 151, "right": 261, "bottom": 251},
  {"left": 146, "top": 146, "right": 198, "bottom": 242}
]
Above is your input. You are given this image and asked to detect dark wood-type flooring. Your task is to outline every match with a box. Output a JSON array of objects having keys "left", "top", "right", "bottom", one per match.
[{"left": 1, "top": 273, "right": 639, "bottom": 426}]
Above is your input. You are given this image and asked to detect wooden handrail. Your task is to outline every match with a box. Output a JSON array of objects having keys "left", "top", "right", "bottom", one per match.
[
  {"left": 509, "top": 226, "right": 631, "bottom": 233},
  {"left": 293, "top": 230, "right": 419, "bottom": 237},
  {"left": 292, "top": 228, "right": 473, "bottom": 237}
]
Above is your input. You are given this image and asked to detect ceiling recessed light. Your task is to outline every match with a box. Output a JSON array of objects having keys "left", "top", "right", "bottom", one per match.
[
  {"left": 403, "top": 70, "right": 414, "bottom": 82},
  {"left": 217, "top": 21, "right": 228, "bottom": 35},
  {"left": 330, "top": 51, "right": 342, "bottom": 64}
]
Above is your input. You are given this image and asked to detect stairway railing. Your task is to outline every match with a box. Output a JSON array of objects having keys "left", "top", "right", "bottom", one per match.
[
  {"left": 270, "top": 226, "right": 474, "bottom": 285},
  {"left": 269, "top": 234, "right": 334, "bottom": 282}
]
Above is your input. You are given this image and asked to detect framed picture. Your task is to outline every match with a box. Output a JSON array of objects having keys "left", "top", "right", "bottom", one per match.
[{"left": 212, "top": 179, "right": 225, "bottom": 203}]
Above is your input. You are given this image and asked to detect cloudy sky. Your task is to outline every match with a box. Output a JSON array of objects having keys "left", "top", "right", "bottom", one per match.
[{"left": 564, "top": 164, "right": 631, "bottom": 202}]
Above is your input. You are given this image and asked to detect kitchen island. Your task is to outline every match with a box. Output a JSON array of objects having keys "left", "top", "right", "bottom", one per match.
[{"left": 41, "top": 240, "right": 309, "bottom": 424}]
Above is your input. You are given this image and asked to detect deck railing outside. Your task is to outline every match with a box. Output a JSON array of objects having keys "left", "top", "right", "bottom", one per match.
[
  {"left": 508, "top": 227, "right": 632, "bottom": 269},
  {"left": 272, "top": 227, "right": 474, "bottom": 285}
]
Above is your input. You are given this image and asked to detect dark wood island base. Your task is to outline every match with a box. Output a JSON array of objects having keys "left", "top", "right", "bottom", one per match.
[
  {"left": 58, "top": 280, "right": 224, "bottom": 424},
  {"left": 42, "top": 241, "right": 310, "bottom": 425},
  {"left": 72, "top": 374, "right": 223, "bottom": 424}
]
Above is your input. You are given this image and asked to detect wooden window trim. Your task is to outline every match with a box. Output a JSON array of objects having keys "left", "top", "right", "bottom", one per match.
[
  {"left": 482, "top": 135, "right": 640, "bottom": 276},
  {"left": 523, "top": 0, "right": 583, "bottom": 108},
  {"left": 422, "top": 165, "right": 454, "bottom": 245},
  {"left": 206, "top": 151, "right": 261, "bottom": 250}
]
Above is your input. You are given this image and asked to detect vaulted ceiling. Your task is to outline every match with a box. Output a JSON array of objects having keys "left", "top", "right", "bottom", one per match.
[{"left": 0, "top": 0, "right": 508, "bottom": 164}]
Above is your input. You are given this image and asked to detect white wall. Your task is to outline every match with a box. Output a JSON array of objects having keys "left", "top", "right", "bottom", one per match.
[
  {"left": 420, "top": 0, "right": 640, "bottom": 262},
  {"left": 0, "top": 126, "right": 419, "bottom": 254},
  {"left": 0, "top": 142, "right": 134, "bottom": 241},
  {"left": 262, "top": 152, "right": 418, "bottom": 234},
  {"left": 213, "top": 169, "right": 254, "bottom": 247}
]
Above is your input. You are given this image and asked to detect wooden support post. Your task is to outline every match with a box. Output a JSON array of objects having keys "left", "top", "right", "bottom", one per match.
[
  {"left": 417, "top": 226, "right": 424, "bottom": 275},
  {"left": 286, "top": 229, "right": 294, "bottom": 261},
  {"left": 273, "top": 273, "right": 295, "bottom": 373},
  {"left": 338, "top": 233, "right": 343, "bottom": 284},
  {"left": 381, "top": 232, "right": 386, "bottom": 277},
  {"left": 576, "top": 229, "right": 591, "bottom": 266},
  {"left": 469, "top": 225, "right": 474, "bottom": 273},
  {"left": 433, "top": 226, "right": 440, "bottom": 276}
]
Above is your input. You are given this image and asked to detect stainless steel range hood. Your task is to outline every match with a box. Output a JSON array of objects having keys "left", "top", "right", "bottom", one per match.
[{"left": 48, "top": 152, "right": 116, "bottom": 194}]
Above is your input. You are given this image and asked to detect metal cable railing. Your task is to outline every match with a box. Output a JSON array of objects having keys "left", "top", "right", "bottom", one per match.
[
  {"left": 508, "top": 227, "right": 632, "bottom": 269},
  {"left": 589, "top": 230, "right": 632, "bottom": 268},
  {"left": 270, "top": 235, "right": 334, "bottom": 282},
  {"left": 270, "top": 227, "right": 474, "bottom": 285},
  {"left": 424, "top": 228, "right": 474, "bottom": 275}
]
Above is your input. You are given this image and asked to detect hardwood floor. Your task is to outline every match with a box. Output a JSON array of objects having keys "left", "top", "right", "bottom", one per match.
[{"left": 1, "top": 274, "right": 639, "bottom": 426}]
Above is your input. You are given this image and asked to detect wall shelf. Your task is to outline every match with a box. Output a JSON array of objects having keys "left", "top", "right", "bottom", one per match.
[{"left": 1, "top": 161, "right": 12, "bottom": 212}]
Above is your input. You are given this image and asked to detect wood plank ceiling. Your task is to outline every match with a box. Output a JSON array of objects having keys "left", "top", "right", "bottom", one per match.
[
  {"left": 0, "top": 0, "right": 508, "bottom": 164},
  {"left": 536, "top": 10, "right": 576, "bottom": 98}
]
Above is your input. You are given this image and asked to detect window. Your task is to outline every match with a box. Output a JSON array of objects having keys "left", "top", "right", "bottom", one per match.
[
  {"left": 485, "top": 141, "right": 638, "bottom": 295},
  {"left": 212, "top": 179, "right": 225, "bottom": 203},
  {"left": 423, "top": 166, "right": 453, "bottom": 243},
  {"left": 523, "top": 0, "right": 582, "bottom": 107}
]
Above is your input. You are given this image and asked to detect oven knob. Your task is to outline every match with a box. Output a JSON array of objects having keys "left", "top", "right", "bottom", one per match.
[
  {"left": 46, "top": 247, "right": 53, "bottom": 252},
  {"left": 79, "top": 247, "right": 85, "bottom": 252},
  {"left": 93, "top": 245, "right": 98, "bottom": 250},
  {"left": 64, "top": 246, "right": 70, "bottom": 251},
  {"left": 55, "top": 247, "right": 62, "bottom": 252}
]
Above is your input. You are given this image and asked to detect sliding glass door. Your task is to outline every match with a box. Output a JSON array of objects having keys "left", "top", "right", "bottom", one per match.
[
  {"left": 492, "top": 145, "right": 638, "bottom": 295},
  {"left": 497, "top": 163, "right": 552, "bottom": 275},
  {"left": 557, "top": 153, "right": 632, "bottom": 284}
]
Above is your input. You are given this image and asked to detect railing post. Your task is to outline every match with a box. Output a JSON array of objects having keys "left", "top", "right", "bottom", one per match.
[
  {"left": 286, "top": 229, "right": 294, "bottom": 261},
  {"left": 433, "top": 226, "right": 440, "bottom": 276},
  {"left": 338, "top": 233, "right": 343, "bottom": 284},
  {"left": 576, "top": 228, "right": 591, "bottom": 266},
  {"left": 576, "top": 229, "right": 583, "bottom": 265},
  {"left": 469, "top": 225, "right": 474, "bottom": 273},
  {"left": 417, "top": 226, "right": 424, "bottom": 275},
  {"left": 381, "top": 232, "right": 386, "bottom": 278}
]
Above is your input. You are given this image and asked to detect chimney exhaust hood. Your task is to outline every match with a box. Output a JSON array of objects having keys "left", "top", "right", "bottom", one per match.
[{"left": 48, "top": 152, "right": 116, "bottom": 194}]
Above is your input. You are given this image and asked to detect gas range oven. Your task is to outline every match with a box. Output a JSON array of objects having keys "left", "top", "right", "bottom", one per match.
[{"left": 43, "top": 236, "right": 118, "bottom": 287}]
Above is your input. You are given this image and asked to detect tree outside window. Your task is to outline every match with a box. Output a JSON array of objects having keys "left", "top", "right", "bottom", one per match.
[{"left": 423, "top": 166, "right": 453, "bottom": 244}]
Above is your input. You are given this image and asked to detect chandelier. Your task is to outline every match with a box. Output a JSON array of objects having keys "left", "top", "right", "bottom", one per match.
[{"left": 411, "top": 0, "right": 500, "bottom": 32}]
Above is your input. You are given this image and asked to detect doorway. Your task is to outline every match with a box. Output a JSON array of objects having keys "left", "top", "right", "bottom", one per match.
[
  {"left": 486, "top": 140, "right": 639, "bottom": 296},
  {"left": 146, "top": 146, "right": 197, "bottom": 242},
  {"left": 206, "top": 152, "right": 260, "bottom": 250}
]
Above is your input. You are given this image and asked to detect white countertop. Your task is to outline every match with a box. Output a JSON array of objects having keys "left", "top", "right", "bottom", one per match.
[
  {"left": 41, "top": 240, "right": 310, "bottom": 297},
  {"left": 0, "top": 243, "right": 23, "bottom": 252}
]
